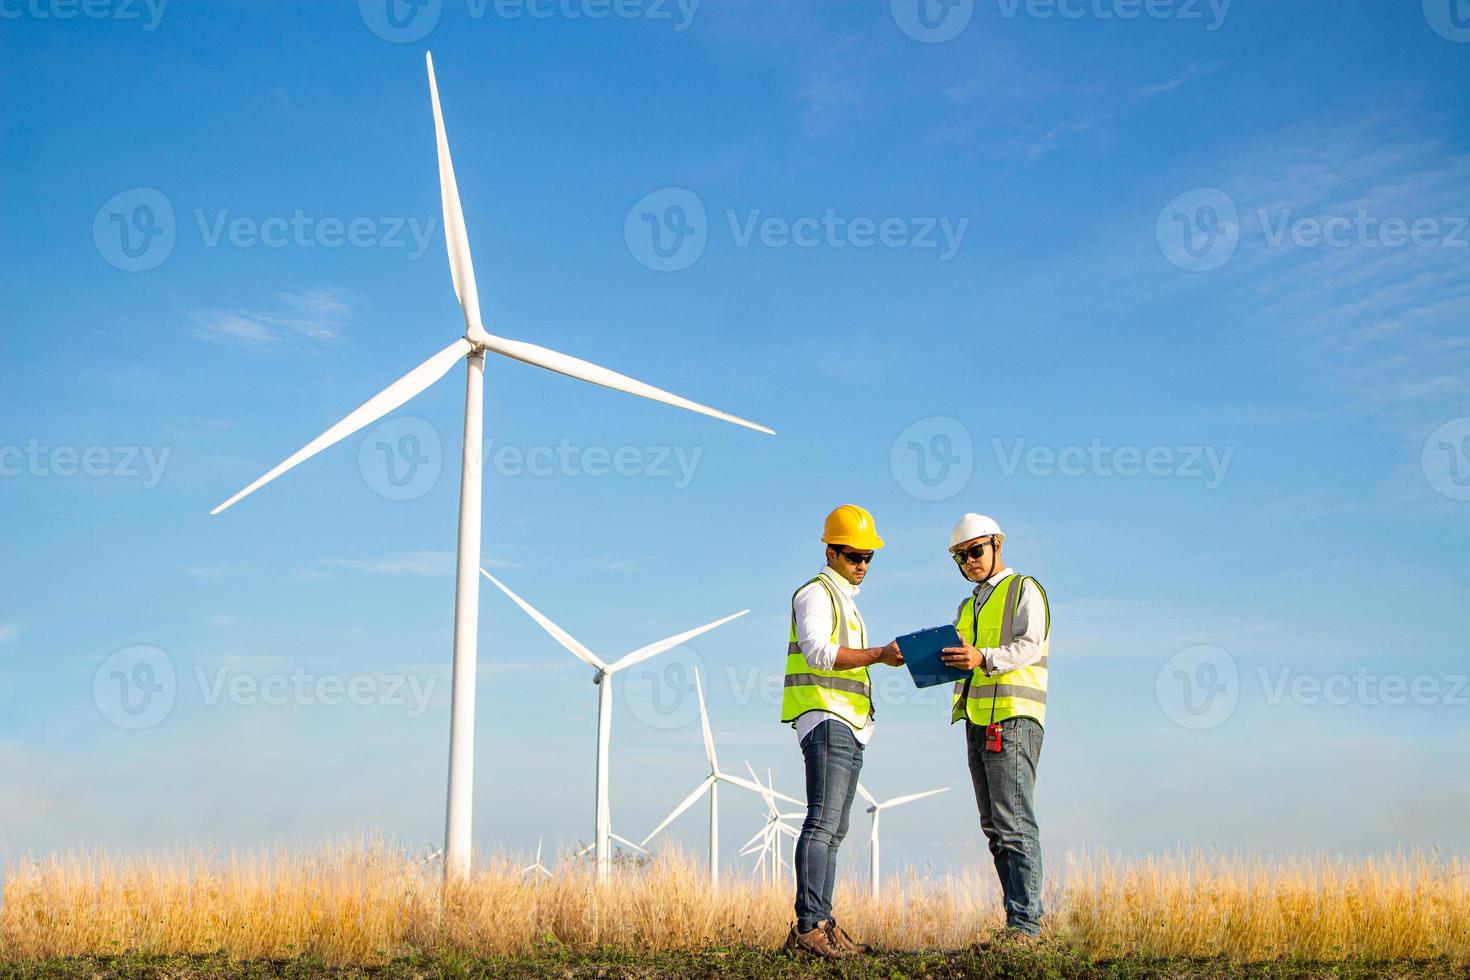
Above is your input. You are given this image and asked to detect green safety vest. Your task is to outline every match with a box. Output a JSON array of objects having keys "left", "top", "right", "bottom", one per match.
[
  {"left": 781, "top": 573, "right": 873, "bottom": 730},
  {"left": 950, "top": 573, "right": 1050, "bottom": 727}
]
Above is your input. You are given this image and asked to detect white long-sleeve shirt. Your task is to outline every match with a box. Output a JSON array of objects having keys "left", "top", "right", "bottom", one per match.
[
  {"left": 790, "top": 566, "right": 875, "bottom": 746},
  {"left": 958, "top": 567, "right": 1049, "bottom": 675}
]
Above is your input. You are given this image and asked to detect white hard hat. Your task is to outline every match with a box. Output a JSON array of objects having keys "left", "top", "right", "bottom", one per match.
[{"left": 950, "top": 513, "right": 1004, "bottom": 551}]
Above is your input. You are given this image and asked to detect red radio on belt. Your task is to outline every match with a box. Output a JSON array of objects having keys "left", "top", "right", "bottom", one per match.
[{"left": 985, "top": 722, "right": 1003, "bottom": 753}]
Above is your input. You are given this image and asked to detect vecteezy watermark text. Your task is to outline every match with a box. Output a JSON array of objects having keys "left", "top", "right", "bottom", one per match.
[
  {"left": 1, "top": 439, "right": 171, "bottom": 488},
  {"left": 358, "top": 0, "right": 698, "bottom": 43},
  {"left": 358, "top": 416, "right": 706, "bottom": 501},
  {"left": 725, "top": 210, "right": 968, "bottom": 260},
  {"left": 478, "top": 438, "right": 703, "bottom": 487},
  {"left": 93, "top": 187, "right": 439, "bottom": 272},
  {"left": 891, "top": 0, "right": 1230, "bottom": 43},
  {"left": 1423, "top": 417, "right": 1470, "bottom": 501},
  {"left": 624, "top": 188, "right": 969, "bottom": 272},
  {"left": 0, "top": 0, "right": 168, "bottom": 30},
  {"left": 194, "top": 210, "right": 438, "bottom": 258},
  {"left": 1156, "top": 644, "right": 1469, "bottom": 730},
  {"left": 93, "top": 645, "right": 440, "bottom": 730},
  {"left": 993, "top": 0, "right": 1231, "bottom": 29},
  {"left": 625, "top": 659, "right": 957, "bottom": 730},
  {"left": 1259, "top": 666, "right": 1468, "bottom": 708},
  {"left": 993, "top": 437, "right": 1234, "bottom": 488},
  {"left": 1157, "top": 187, "right": 1468, "bottom": 272},
  {"left": 195, "top": 665, "right": 437, "bottom": 718}
]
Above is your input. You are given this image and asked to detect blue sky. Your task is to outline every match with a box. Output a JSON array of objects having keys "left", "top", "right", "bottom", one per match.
[{"left": 3, "top": 0, "right": 1469, "bottom": 877}]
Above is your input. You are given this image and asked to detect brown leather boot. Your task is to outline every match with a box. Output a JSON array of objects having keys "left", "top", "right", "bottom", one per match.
[
  {"left": 826, "top": 919, "right": 874, "bottom": 955},
  {"left": 782, "top": 920, "right": 851, "bottom": 959}
]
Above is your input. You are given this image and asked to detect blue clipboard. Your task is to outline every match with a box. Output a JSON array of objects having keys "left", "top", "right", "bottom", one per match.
[{"left": 897, "top": 625, "right": 971, "bottom": 689}]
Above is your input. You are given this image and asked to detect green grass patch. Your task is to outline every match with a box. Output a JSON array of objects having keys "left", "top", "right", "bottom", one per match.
[{"left": 1, "top": 950, "right": 1466, "bottom": 980}]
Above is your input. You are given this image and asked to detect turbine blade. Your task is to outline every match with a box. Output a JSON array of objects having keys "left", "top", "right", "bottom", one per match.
[
  {"left": 882, "top": 787, "right": 951, "bottom": 810},
  {"left": 607, "top": 610, "right": 749, "bottom": 674},
  {"left": 640, "top": 774, "right": 715, "bottom": 845},
  {"left": 717, "top": 771, "right": 803, "bottom": 808},
  {"left": 694, "top": 668, "right": 718, "bottom": 772},
  {"left": 743, "top": 760, "right": 775, "bottom": 809},
  {"left": 855, "top": 782, "right": 879, "bottom": 809},
  {"left": 479, "top": 333, "right": 775, "bottom": 435},
  {"left": 775, "top": 823, "right": 799, "bottom": 840},
  {"left": 739, "top": 826, "right": 767, "bottom": 851},
  {"left": 425, "top": 52, "right": 482, "bottom": 336},
  {"left": 609, "top": 833, "right": 649, "bottom": 855},
  {"left": 479, "top": 569, "right": 607, "bottom": 670},
  {"left": 210, "top": 338, "right": 472, "bottom": 515}
]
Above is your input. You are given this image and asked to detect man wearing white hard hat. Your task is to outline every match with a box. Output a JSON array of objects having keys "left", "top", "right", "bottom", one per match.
[{"left": 939, "top": 513, "right": 1050, "bottom": 943}]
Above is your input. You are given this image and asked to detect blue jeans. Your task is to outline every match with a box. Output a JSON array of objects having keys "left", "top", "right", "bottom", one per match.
[
  {"left": 965, "top": 716, "right": 1043, "bottom": 935},
  {"left": 794, "top": 719, "right": 864, "bottom": 933}
]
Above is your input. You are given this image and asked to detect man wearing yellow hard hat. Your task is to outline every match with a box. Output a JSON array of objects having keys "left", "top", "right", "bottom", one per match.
[
  {"left": 939, "top": 513, "right": 1051, "bottom": 944},
  {"left": 780, "top": 505, "right": 905, "bottom": 960}
]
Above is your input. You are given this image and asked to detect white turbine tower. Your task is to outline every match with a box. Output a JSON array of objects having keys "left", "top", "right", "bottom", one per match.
[
  {"left": 856, "top": 782, "right": 950, "bottom": 900},
  {"left": 480, "top": 568, "right": 747, "bottom": 885},
  {"left": 207, "top": 54, "right": 773, "bottom": 881},
  {"left": 641, "top": 669, "right": 801, "bottom": 889}
]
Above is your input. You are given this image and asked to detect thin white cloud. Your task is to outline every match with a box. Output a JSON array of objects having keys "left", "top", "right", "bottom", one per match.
[
  {"left": 189, "top": 288, "right": 354, "bottom": 348},
  {"left": 311, "top": 549, "right": 525, "bottom": 579},
  {"left": 0, "top": 624, "right": 17, "bottom": 646},
  {"left": 584, "top": 555, "right": 655, "bottom": 575},
  {"left": 182, "top": 563, "right": 251, "bottom": 581},
  {"left": 318, "top": 551, "right": 456, "bottom": 577},
  {"left": 796, "top": 34, "right": 872, "bottom": 139},
  {"left": 1135, "top": 61, "right": 1228, "bottom": 97},
  {"left": 1024, "top": 62, "right": 1225, "bottom": 160}
]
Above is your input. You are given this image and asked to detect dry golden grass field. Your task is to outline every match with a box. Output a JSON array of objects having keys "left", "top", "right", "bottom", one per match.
[{"left": 1, "top": 842, "right": 1467, "bottom": 977}]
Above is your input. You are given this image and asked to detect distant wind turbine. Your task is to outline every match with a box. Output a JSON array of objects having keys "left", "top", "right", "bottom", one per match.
[
  {"left": 856, "top": 782, "right": 950, "bottom": 900},
  {"left": 738, "top": 763, "right": 802, "bottom": 884},
  {"left": 641, "top": 668, "right": 801, "bottom": 889},
  {"left": 207, "top": 52, "right": 773, "bottom": 880},
  {"left": 519, "top": 838, "right": 552, "bottom": 880},
  {"left": 480, "top": 568, "right": 747, "bottom": 885}
]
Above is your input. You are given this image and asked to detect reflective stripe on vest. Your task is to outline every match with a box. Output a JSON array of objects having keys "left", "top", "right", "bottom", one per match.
[
  {"left": 950, "top": 573, "right": 1049, "bottom": 727},
  {"left": 781, "top": 574, "right": 873, "bottom": 730}
]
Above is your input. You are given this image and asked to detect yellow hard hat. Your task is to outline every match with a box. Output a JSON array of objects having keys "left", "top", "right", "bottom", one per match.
[{"left": 821, "top": 504, "right": 885, "bottom": 550}]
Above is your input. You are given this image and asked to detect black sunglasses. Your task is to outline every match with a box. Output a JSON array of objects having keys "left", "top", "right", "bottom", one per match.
[
  {"left": 834, "top": 548, "right": 875, "bottom": 565},
  {"left": 951, "top": 538, "right": 995, "bottom": 565}
]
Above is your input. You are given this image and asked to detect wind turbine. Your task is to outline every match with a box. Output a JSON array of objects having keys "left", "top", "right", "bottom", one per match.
[
  {"left": 479, "top": 568, "right": 747, "bottom": 885},
  {"left": 207, "top": 53, "right": 773, "bottom": 880},
  {"left": 519, "top": 838, "right": 552, "bottom": 880},
  {"left": 856, "top": 782, "right": 950, "bottom": 900},
  {"left": 737, "top": 763, "right": 802, "bottom": 884},
  {"left": 640, "top": 668, "right": 801, "bottom": 889}
]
